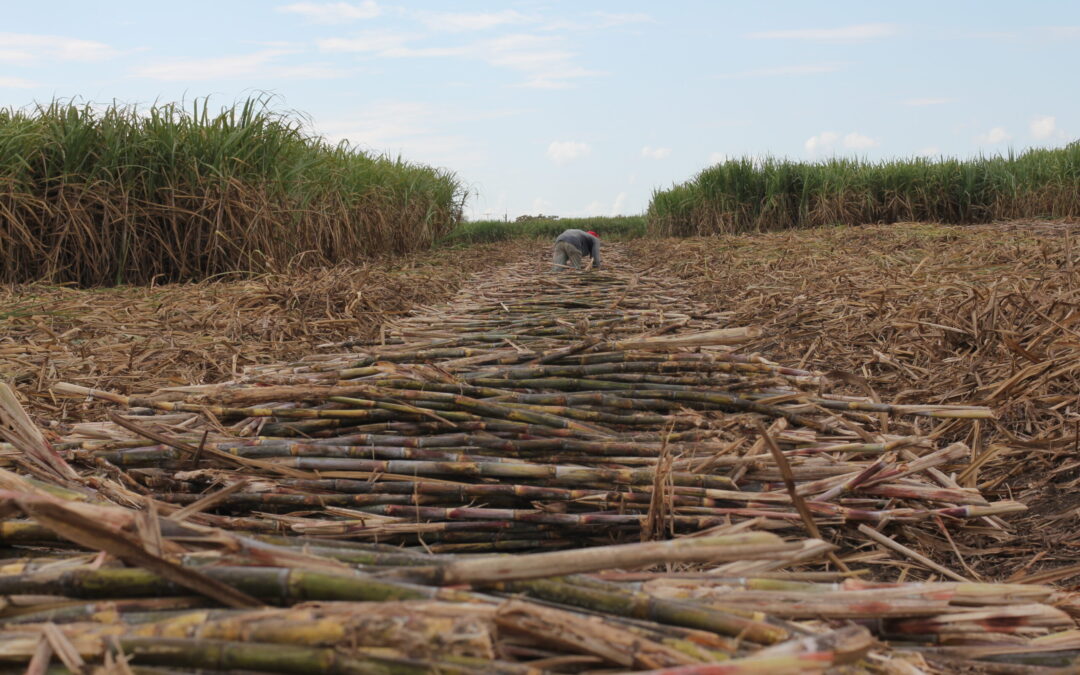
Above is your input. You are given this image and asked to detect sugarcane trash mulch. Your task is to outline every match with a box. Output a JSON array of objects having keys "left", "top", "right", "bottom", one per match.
[
  {"left": 0, "top": 242, "right": 1078, "bottom": 673},
  {"left": 0, "top": 241, "right": 528, "bottom": 428},
  {"left": 629, "top": 221, "right": 1080, "bottom": 587}
]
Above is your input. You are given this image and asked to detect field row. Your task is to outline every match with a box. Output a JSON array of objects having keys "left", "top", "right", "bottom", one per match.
[
  {"left": 2, "top": 225, "right": 1077, "bottom": 672},
  {"left": 2, "top": 98, "right": 1078, "bottom": 284}
]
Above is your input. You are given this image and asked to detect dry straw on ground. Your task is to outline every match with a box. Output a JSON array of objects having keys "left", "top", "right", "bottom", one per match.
[
  {"left": 630, "top": 221, "right": 1080, "bottom": 583},
  {"left": 1, "top": 242, "right": 526, "bottom": 428},
  {"left": 630, "top": 222, "right": 1079, "bottom": 445},
  {"left": 2, "top": 233, "right": 1078, "bottom": 672}
]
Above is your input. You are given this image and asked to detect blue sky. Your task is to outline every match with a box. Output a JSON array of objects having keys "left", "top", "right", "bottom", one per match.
[{"left": 2, "top": 1, "right": 1078, "bottom": 219}]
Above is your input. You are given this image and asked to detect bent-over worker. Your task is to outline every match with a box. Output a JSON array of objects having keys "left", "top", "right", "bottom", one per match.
[{"left": 552, "top": 229, "right": 601, "bottom": 272}]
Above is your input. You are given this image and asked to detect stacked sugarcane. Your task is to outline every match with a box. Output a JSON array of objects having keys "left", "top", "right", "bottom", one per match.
[
  {"left": 0, "top": 246, "right": 1070, "bottom": 672},
  {"left": 41, "top": 250, "right": 1017, "bottom": 552},
  {"left": 0, "top": 472, "right": 1075, "bottom": 674}
]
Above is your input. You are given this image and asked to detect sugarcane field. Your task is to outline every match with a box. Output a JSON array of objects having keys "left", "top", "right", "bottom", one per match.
[{"left": 3, "top": 4, "right": 1080, "bottom": 674}]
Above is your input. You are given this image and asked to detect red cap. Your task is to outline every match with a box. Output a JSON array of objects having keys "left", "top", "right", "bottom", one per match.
[{"left": 587, "top": 230, "right": 599, "bottom": 238}]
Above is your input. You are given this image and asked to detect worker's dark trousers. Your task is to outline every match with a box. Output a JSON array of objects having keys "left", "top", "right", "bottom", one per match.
[{"left": 552, "top": 241, "right": 582, "bottom": 272}]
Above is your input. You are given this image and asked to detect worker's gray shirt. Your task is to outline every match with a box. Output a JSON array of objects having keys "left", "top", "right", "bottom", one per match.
[{"left": 555, "top": 229, "right": 601, "bottom": 268}]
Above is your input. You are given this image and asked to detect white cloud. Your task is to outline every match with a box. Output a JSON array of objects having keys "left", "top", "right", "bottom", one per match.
[
  {"left": 641, "top": 145, "right": 670, "bottom": 159},
  {"left": 0, "top": 32, "right": 119, "bottom": 62},
  {"left": 0, "top": 76, "right": 39, "bottom": 88},
  {"left": 594, "top": 12, "right": 653, "bottom": 28},
  {"left": 275, "top": 63, "right": 352, "bottom": 79},
  {"left": 956, "top": 26, "right": 1080, "bottom": 41},
  {"left": 748, "top": 23, "right": 897, "bottom": 41},
  {"left": 584, "top": 199, "right": 605, "bottom": 216},
  {"left": 277, "top": 1, "right": 379, "bottom": 24},
  {"left": 323, "top": 34, "right": 469, "bottom": 58},
  {"left": 321, "top": 101, "right": 483, "bottom": 168},
  {"left": 531, "top": 197, "right": 552, "bottom": 213},
  {"left": 0, "top": 50, "right": 31, "bottom": 63},
  {"left": 538, "top": 12, "right": 653, "bottom": 32},
  {"left": 485, "top": 34, "right": 601, "bottom": 89},
  {"left": 417, "top": 10, "right": 531, "bottom": 32},
  {"left": 317, "top": 32, "right": 417, "bottom": 53},
  {"left": 917, "top": 146, "right": 941, "bottom": 157},
  {"left": 1042, "top": 26, "right": 1080, "bottom": 39},
  {"left": 133, "top": 49, "right": 350, "bottom": 82},
  {"left": 718, "top": 62, "right": 846, "bottom": 79},
  {"left": 473, "top": 36, "right": 564, "bottom": 65},
  {"left": 843, "top": 132, "right": 878, "bottom": 149},
  {"left": 1030, "top": 115, "right": 1064, "bottom": 141},
  {"left": 379, "top": 45, "right": 471, "bottom": 58},
  {"left": 516, "top": 67, "right": 599, "bottom": 89},
  {"left": 805, "top": 131, "right": 840, "bottom": 153},
  {"left": 903, "top": 97, "right": 954, "bottom": 106},
  {"left": 325, "top": 101, "right": 436, "bottom": 146},
  {"left": 321, "top": 104, "right": 521, "bottom": 173},
  {"left": 610, "top": 192, "right": 628, "bottom": 215},
  {"left": 134, "top": 50, "right": 289, "bottom": 81},
  {"left": 805, "top": 131, "right": 877, "bottom": 153},
  {"left": 976, "top": 127, "right": 1011, "bottom": 144},
  {"left": 547, "top": 140, "right": 590, "bottom": 164},
  {"left": 319, "top": 30, "right": 600, "bottom": 89}
]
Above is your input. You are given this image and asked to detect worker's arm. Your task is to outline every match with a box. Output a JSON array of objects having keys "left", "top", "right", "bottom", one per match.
[{"left": 589, "top": 237, "right": 601, "bottom": 269}]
